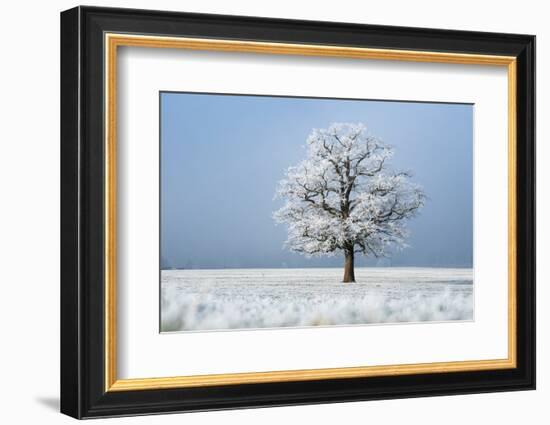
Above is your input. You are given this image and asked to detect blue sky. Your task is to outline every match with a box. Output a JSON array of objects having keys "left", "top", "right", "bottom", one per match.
[{"left": 160, "top": 92, "right": 473, "bottom": 269}]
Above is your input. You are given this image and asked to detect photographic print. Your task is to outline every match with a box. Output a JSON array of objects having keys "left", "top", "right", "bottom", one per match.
[{"left": 160, "top": 92, "right": 473, "bottom": 332}]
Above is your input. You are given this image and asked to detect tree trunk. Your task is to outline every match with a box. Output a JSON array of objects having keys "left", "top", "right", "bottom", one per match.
[{"left": 343, "top": 250, "right": 355, "bottom": 283}]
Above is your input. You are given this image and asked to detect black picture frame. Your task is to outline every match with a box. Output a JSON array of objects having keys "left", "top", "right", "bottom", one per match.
[{"left": 61, "top": 5, "right": 535, "bottom": 419}]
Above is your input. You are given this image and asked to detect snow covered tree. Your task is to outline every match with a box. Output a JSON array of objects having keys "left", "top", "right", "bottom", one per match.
[{"left": 274, "top": 123, "right": 425, "bottom": 283}]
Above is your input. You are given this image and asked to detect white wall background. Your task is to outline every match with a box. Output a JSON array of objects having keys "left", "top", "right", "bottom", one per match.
[{"left": 0, "top": 0, "right": 544, "bottom": 423}]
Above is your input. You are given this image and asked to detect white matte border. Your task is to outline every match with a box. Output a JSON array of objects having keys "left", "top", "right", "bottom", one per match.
[{"left": 117, "top": 47, "right": 509, "bottom": 379}]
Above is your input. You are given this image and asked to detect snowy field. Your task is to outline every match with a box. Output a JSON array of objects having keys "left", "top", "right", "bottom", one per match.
[{"left": 161, "top": 268, "right": 473, "bottom": 332}]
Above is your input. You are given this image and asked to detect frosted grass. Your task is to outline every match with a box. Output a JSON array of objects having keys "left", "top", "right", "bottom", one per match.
[{"left": 161, "top": 267, "right": 473, "bottom": 332}]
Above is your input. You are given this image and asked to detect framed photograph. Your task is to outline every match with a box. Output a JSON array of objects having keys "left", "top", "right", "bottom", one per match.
[{"left": 60, "top": 6, "right": 535, "bottom": 419}]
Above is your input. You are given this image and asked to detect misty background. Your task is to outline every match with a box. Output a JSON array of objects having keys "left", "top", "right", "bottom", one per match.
[{"left": 160, "top": 92, "right": 473, "bottom": 270}]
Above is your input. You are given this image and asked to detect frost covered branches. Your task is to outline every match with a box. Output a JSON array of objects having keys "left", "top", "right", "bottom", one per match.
[{"left": 273, "top": 123, "right": 425, "bottom": 282}]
